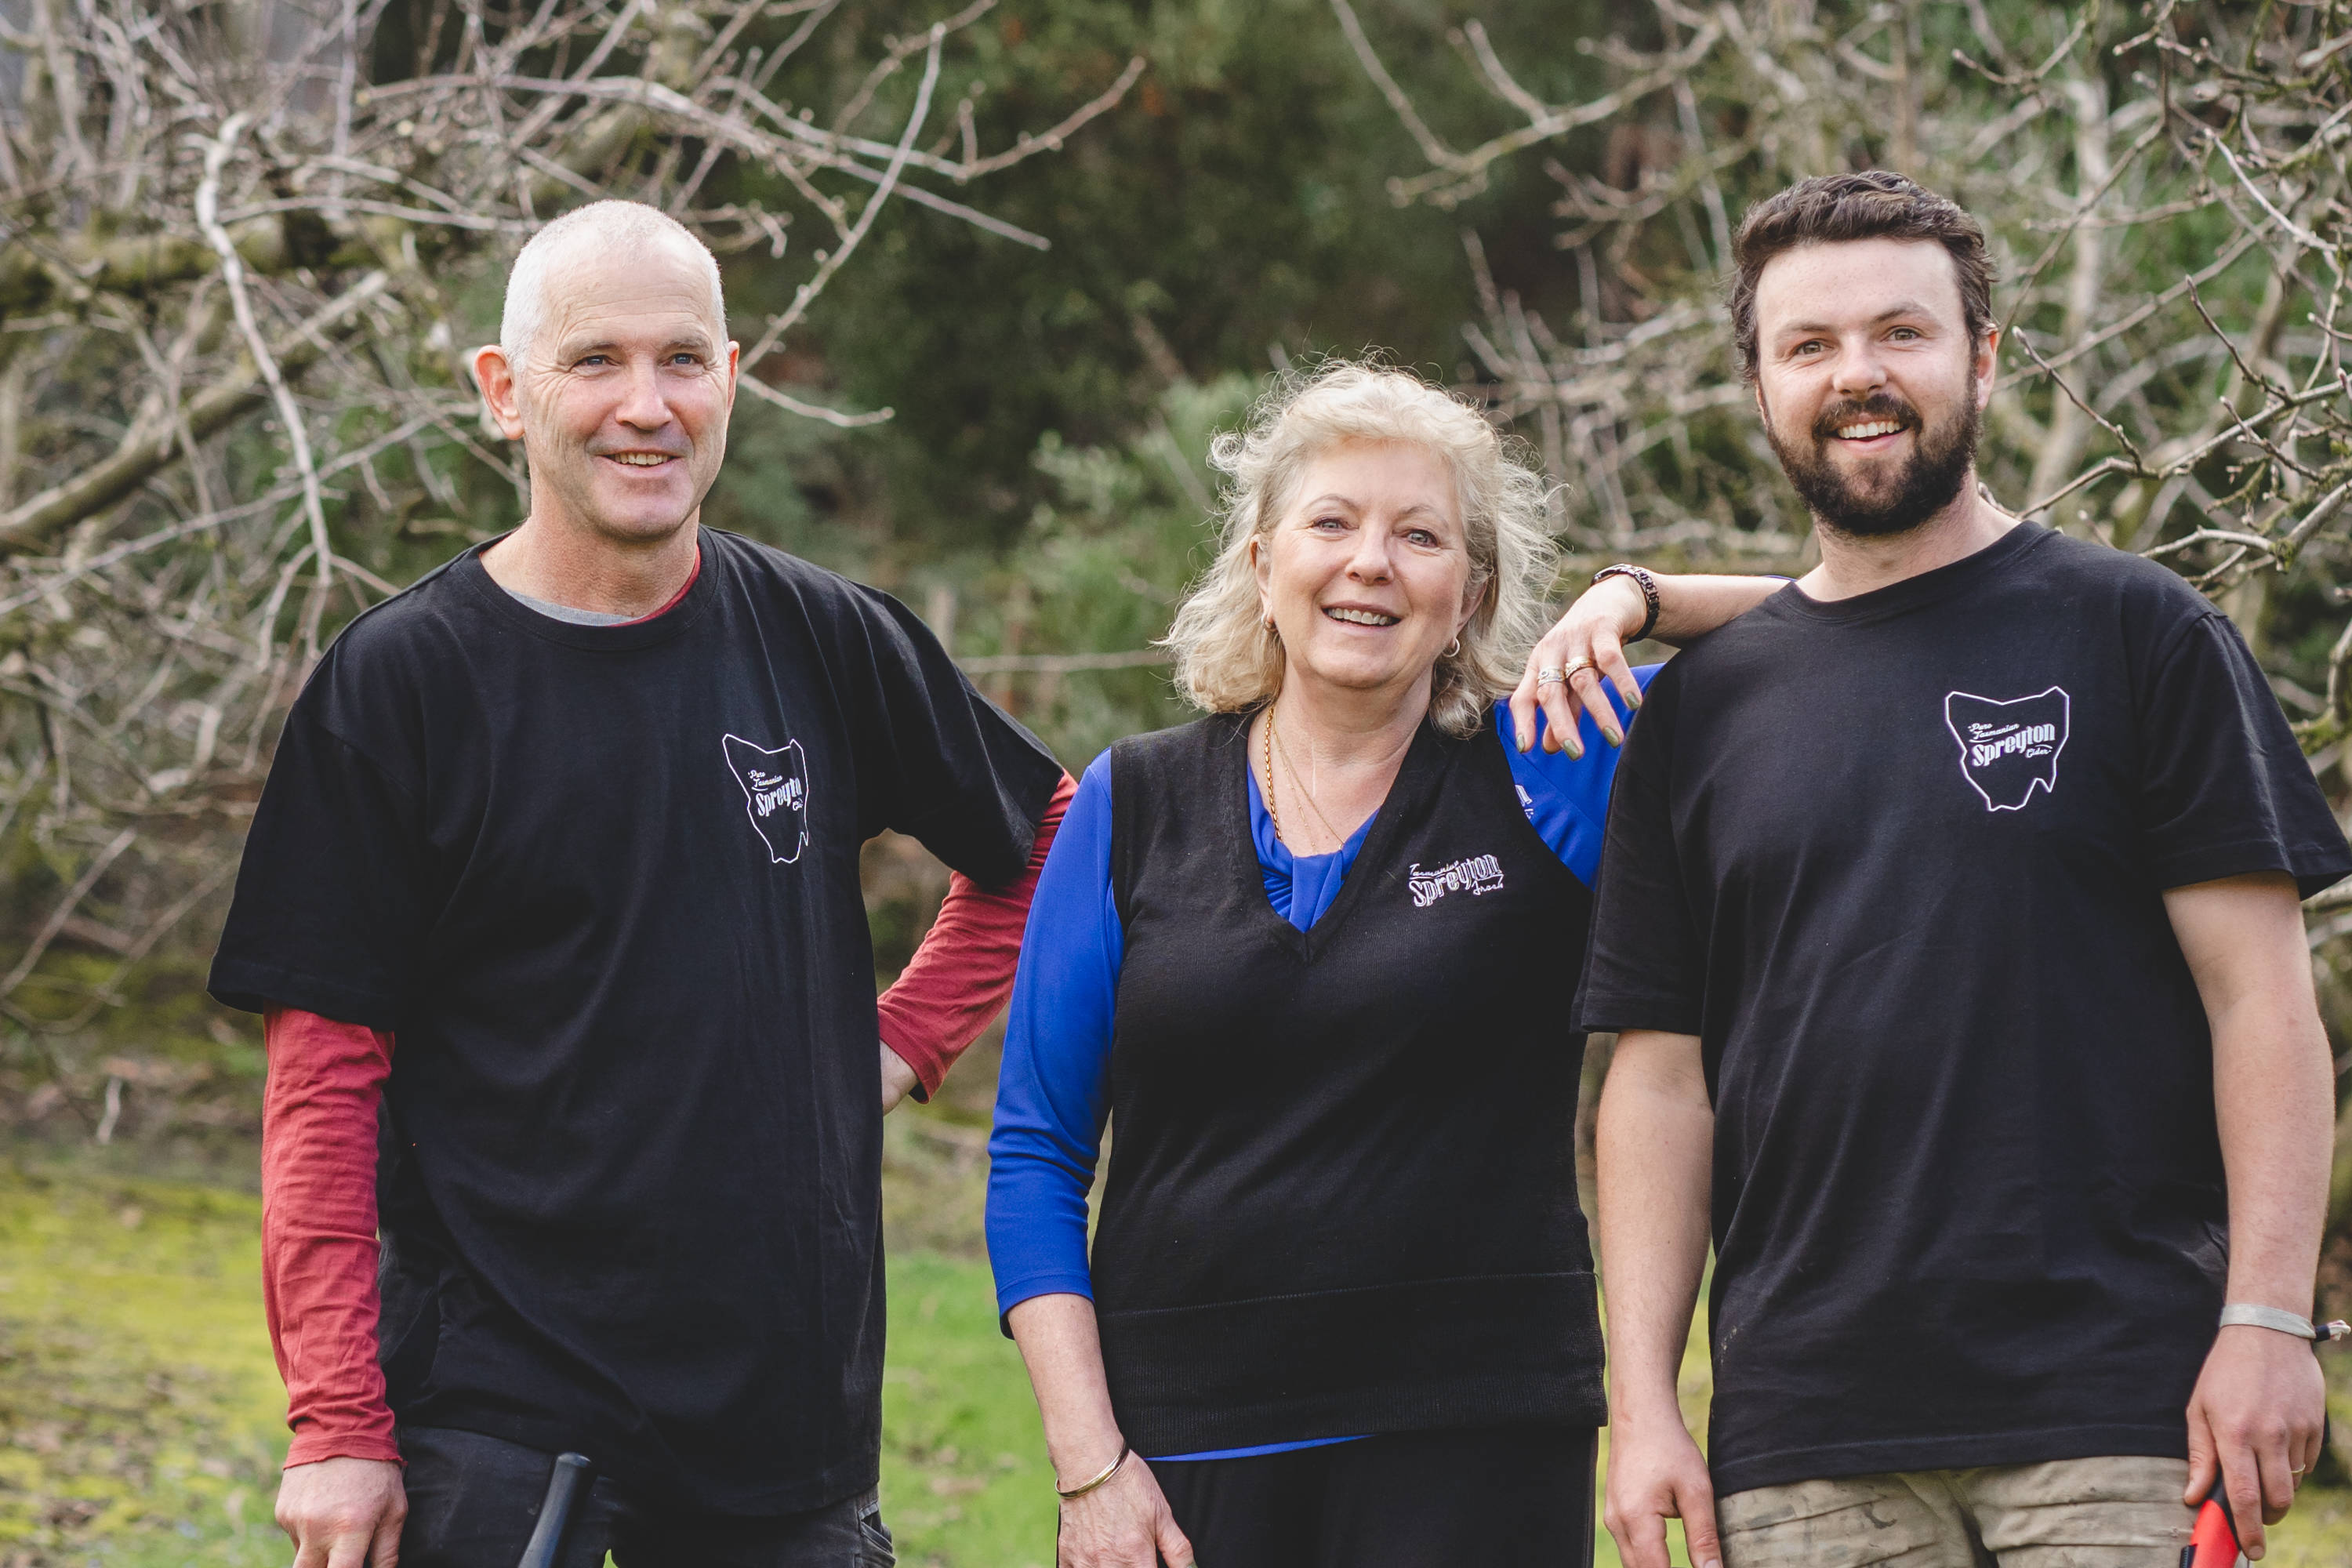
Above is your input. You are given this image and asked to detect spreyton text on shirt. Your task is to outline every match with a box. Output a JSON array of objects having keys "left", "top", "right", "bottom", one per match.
[{"left": 1409, "top": 854, "right": 1504, "bottom": 907}]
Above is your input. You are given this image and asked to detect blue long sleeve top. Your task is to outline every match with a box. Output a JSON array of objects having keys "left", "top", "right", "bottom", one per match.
[{"left": 985, "top": 680, "right": 1655, "bottom": 1460}]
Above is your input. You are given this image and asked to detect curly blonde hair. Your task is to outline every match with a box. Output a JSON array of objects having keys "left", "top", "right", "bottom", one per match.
[{"left": 1161, "top": 361, "right": 1559, "bottom": 736}]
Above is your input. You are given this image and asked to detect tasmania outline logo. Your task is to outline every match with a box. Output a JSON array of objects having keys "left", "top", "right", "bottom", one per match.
[
  {"left": 723, "top": 734, "right": 810, "bottom": 864},
  {"left": 1943, "top": 687, "right": 2070, "bottom": 812}
]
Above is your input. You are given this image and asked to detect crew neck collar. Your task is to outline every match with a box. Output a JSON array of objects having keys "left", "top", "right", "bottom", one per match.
[
  {"left": 455, "top": 530, "right": 714, "bottom": 649},
  {"left": 1773, "top": 520, "right": 2050, "bottom": 625}
]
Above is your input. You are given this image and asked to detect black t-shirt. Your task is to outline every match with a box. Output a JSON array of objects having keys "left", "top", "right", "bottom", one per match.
[
  {"left": 1574, "top": 524, "right": 2351, "bottom": 1497},
  {"left": 211, "top": 529, "right": 1062, "bottom": 1512}
]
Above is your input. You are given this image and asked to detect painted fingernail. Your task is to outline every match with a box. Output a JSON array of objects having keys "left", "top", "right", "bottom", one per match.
[
  {"left": 1604, "top": 728, "right": 1623, "bottom": 746},
  {"left": 1566, "top": 741, "right": 1584, "bottom": 760},
  {"left": 1627, "top": 689, "right": 1643, "bottom": 709}
]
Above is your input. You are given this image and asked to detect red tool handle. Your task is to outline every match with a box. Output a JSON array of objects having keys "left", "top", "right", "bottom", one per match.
[{"left": 2180, "top": 1490, "right": 2239, "bottom": 1568}]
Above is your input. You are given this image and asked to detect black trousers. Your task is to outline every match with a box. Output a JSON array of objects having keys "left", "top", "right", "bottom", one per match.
[
  {"left": 1146, "top": 1425, "right": 1598, "bottom": 1568},
  {"left": 396, "top": 1427, "right": 896, "bottom": 1568}
]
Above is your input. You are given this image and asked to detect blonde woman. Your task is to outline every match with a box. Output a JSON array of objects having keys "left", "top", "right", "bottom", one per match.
[{"left": 985, "top": 363, "right": 1772, "bottom": 1566}]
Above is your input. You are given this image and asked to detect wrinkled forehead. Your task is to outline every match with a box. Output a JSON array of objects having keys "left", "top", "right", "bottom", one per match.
[
  {"left": 1753, "top": 237, "right": 1969, "bottom": 335},
  {"left": 535, "top": 235, "right": 727, "bottom": 357},
  {"left": 1277, "top": 437, "right": 1465, "bottom": 526}
]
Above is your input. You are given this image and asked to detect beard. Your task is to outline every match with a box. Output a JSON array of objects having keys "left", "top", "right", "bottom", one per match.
[{"left": 1767, "top": 389, "right": 1980, "bottom": 539}]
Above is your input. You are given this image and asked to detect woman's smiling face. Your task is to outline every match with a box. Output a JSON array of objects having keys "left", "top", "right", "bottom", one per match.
[{"left": 1254, "top": 439, "right": 1479, "bottom": 707}]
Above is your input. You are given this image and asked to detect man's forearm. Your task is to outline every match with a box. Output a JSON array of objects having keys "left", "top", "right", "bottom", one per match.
[
  {"left": 2212, "top": 989, "right": 2333, "bottom": 1311},
  {"left": 1597, "top": 1029, "right": 1717, "bottom": 1421},
  {"left": 261, "top": 1007, "right": 403, "bottom": 1468},
  {"left": 2167, "top": 876, "right": 2333, "bottom": 1313},
  {"left": 1650, "top": 575, "right": 1784, "bottom": 646}
]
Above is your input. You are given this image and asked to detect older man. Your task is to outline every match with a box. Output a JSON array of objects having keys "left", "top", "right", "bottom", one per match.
[
  {"left": 1577, "top": 173, "right": 2350, "bottom": 1568},
  {"left": 212, "top": 201, "right": 1071, "bottom": 1566}
]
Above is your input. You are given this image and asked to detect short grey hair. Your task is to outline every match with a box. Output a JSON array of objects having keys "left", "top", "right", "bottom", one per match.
[
  {"left": 1161, "top": 361, "right": 1560, "bottom": 737},
  {"left": 499, "top": 200, "right": 726, "bottom": 361}
]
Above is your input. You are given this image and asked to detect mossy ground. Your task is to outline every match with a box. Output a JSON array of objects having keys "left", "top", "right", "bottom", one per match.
[
  {"left": 5, "top": 1158, "right": 2351, "bottom": 1566},
  {"left": 0, "top": 1160, "right": 1062, "bottom": 1568}
]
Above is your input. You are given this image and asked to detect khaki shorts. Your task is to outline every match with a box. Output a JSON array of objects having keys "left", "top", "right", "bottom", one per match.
[{"left": 1717, "top": 1456, "right": 2194, "bottom": 1568}]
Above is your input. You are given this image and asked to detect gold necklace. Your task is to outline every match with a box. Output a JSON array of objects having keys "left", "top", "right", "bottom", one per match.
[
  {"left": 1265, "top": 702, "right": 1348, "bottom": 851},
  {"left": 1261, "top": 706, "right": 1285, "bottom": 842}
]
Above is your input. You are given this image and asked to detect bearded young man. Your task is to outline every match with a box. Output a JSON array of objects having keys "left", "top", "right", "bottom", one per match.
[
  {"left": 1575, "top": 172, "right": 2352, "bottom": 1568},
  {"left": 211, "top": 201, "right": 1072, "bottom": 1567}
]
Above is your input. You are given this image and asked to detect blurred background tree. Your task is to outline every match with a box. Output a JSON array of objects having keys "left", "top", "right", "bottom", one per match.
[{"left": 0, "top": 0, "right": 1603, "bottom": 1156}]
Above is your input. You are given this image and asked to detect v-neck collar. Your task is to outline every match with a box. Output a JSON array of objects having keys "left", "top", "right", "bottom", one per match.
[{"left": 1223, "top": 710, "right": 1443, "bottom": 959}]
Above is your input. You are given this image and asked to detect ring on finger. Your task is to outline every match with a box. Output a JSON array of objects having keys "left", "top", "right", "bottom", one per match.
[
  {"left": 1562, "top": 655, "right": 1596, "bottom": 680},
  {"left": 1535, "top": 666, "right": 1568, "bottom": 687}
]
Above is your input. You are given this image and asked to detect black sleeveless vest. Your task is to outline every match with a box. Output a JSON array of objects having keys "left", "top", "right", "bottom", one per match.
[{"left": 1094, "top": 711, "right": 1606, "bottom": 1456}]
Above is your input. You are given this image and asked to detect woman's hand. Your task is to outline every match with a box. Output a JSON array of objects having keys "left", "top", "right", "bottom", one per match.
[
  {"left": 1510, "top": 574, "right": 1648, "bottom": 756},
  {"left": 1058, "top": 1455, "right": 1195, "bottom": 1568}
]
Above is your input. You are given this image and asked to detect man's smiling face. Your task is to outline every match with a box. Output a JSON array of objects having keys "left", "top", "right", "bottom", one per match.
[
  {"left": 499, "top": 236, "right": 739, "bottom": 546},
  {"left": 1751, "top": 237, "right": 1995, "bottom": 539}
]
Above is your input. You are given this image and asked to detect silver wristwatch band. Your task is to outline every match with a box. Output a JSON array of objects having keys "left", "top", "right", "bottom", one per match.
[{"left": 2220, "top": 1303, "right": 2352, "bottom": 1342}]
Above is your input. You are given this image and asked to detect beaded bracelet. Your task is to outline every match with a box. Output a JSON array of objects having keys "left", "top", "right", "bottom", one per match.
[{"left": 1593, "top": 562, "right": 1661, "bottom": 644}]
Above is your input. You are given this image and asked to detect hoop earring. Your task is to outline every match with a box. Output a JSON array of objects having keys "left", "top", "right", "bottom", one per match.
[{"left": 1445, "top": 637, "right": 1461, "bottom": 659}]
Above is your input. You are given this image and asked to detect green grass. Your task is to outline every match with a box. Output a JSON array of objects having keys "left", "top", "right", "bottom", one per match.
[
  {"left": 0, "top": 1167, "right": 285, "bottom": 1566},
  {"left": 0, "top": 1160, "right": 1066, "bottom": 1567},
  {"left": 5, "top": 1162, "right": 2352, "bottom": 1566}
]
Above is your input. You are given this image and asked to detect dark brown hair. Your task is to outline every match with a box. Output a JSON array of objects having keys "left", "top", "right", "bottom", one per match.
[{"left": 1729, "top": 171, "right": 1994, "bottom": 383}]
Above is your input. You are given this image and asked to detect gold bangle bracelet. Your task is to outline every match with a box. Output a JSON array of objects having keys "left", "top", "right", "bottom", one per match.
[{"left": 1056, "top": 1445, "right": 1131, "bottom": 1500}]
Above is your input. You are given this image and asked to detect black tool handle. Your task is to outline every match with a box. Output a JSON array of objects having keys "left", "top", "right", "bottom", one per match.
[{"left": 515, "top": 1451, "right": 593, "bottom": 1568}]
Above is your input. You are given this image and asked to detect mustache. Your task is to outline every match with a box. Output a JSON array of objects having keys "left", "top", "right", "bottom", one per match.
[{"left": 1810, "top": 393, "right": 1920, "bottom": 444}]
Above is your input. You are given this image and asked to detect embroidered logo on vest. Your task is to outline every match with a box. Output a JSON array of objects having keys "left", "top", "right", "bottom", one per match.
[
  {"left": 1409, "top": 855, "right": 1504, "bottom": 907},
  {"left": 723, "top": 733, "right": 810, "bottom": 864},
  {"left": 1943, "top": 687, "right": 2070, "bottom": 812}
]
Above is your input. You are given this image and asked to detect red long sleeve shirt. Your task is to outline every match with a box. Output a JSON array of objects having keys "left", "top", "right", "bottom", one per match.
[{"left": 260, "top": 772, "right": 1071, "bottom": 1468}]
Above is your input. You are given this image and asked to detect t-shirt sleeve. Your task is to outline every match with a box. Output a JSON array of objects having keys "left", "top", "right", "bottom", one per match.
[
  {"left": 1570, "top": 668, "right": 1707, "bottom": 1036},
  {"left": 985, "top": 754, "right": 1120, "bottom": 1327},
  {"left": 1497, "top": 665, "right": 1664, "bottom": 887},
  {"left": 2138, "top": 612, "right": 2352, "bottom": 898},
  {"left": 841, "top": 585, "right": 1065, "bottom": 886},
  {"left": 209, "top": 704, "right": 432, "bottom": 1029}
]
